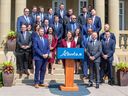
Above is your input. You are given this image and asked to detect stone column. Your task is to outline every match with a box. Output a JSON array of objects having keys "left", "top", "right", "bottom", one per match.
[
  {"left": 109, "top": 0, "right": 119, "bottom": 48},
  {"left": 15, "top": 0, "right": 26, "bottom": 29},
  {"left": 0, "top": 0, "right": 11, "bottom": 44},
  {"left": 95, "top": 0, "right": 105, "bottom": 31}
]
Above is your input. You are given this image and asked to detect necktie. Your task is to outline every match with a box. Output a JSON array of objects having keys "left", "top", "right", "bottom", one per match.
[
  {"left": 87, "top": 36, "right": 90, "bottom": 42},
  {"left": 92, "top": 40, "right": 95, "bottom": 46},
  {"left": 106, "top": 39, "right": 109, "bottom": 46},
  {"left": 92, "top": 16, "right": 95, "bottom": 24},
  {"left": 49, "top": 15, "right": 52, "bottom": 19},
  {"left": 41, "top": 13, "right": 44, "bottom": 21},
  {"left": 72, "top": 23, "right": 76, "bottom": 32},
  {"left": 34, "top": 14, "right": 36, "bottom": 21},
  {"left": 23, "top": 32, "right": 26, "bottom": 40},
  {"left": 84, "top": 13, "right": 86, "bottom": 19},
  {"left": 41, "top": 37, "right": 44, "bottom": 46},
  {"left": 60, "top": 10, "right": 63, "bottom": 18},
  {"left": 55, "top": 23, "right": 58, "bottom": 29},
  {"left": 89, "top": 25, "right": 92, "bottom": 28},
  {"left": 26, "top": 16, "right": 30, "bottom": 24}
]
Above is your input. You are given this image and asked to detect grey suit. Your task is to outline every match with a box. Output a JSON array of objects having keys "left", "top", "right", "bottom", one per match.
[
  {"left": 16, "top": 31, "right": 32, "bottom": 74},
  {"left": 86, "top": 40, "right": 102, "bottom": 84}
]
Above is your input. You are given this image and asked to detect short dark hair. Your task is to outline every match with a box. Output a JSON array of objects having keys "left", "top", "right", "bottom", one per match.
[{"left": 23, "top": 8, "right": 29, "bottom": 12}]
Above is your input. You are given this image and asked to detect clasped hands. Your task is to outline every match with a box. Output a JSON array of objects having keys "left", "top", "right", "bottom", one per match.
[
  {"left": 21, "top": 45, "right": 29, "bottom": 49},
  {"left": 89, "top": 56, "right": 95, "bottom": 61},
  {"left": 42, "top": 54, "right": 49, "bottom": 59}
]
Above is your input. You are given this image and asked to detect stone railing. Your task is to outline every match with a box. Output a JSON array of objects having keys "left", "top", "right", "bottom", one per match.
[{"left": 119, "top": 31, "right": 128, "bottom": 49}]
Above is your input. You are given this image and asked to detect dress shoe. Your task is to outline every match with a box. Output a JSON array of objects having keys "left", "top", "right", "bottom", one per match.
[
  {"left": 39, "top": 83, "right": 49, "bottom": 87},
  {"left": 108, "top": 80, "right": 114, "bottom": 85},
  {"left": 88, "top": 82, "right": 93, "bottom": 87},
  {"left": 96, "top": 84, "right": 99, "bottom": 89},
  {"left": 34, "top": 84, "right": 39, "bottom": 88}
]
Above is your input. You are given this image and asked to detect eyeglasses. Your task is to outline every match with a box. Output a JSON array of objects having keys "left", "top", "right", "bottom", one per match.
[{"left": 72, "top": 18, "right": 76, "bottom": 19}]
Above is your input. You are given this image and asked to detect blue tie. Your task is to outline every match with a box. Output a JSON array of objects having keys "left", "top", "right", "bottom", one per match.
[
  {"left": 41, "top": 37, "right": 45, "bottom": 46},
  {"left": 72, "top": 24, "right": 76, "bottom": 32}
]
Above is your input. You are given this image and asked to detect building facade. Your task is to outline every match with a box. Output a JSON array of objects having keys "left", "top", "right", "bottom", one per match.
[{"left": 0, "top": 0, "right": 128, "bottom": 48}]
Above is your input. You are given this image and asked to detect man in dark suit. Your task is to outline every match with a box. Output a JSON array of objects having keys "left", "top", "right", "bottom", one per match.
[
  {"left": 46, "top": 8, "right": 54, "bottom": 25},
  {"left": 63, "top": 9, "right": 73, "bottom": 25},
  {"left": 91, "top": 9, "right": 102, "bottom": 37},
  {"left": 42, "top": 19, "right": 50, "bottom": 34},
  {"left": 17, "top": 8, "right": 33, "bottom": 33},
  {"left": 53, "top": 16, "right": 63, "bottom": 46},
  {"left": 33, "top": 28, "right": 50, "bottom": 88},
  {"left": 82, "top": 28, "right": 93, "bottom": 79},
  {"left": 82, "top": 18, "right": 96, "bottom": 38},
  {"left": 16, "top": 24, "right": 32, "bottom": 78},
  {"left": 30, "top": 6, "right": 38, "bottom": 23},
  {"left": 100, "top": 24, "right": 116, "bottom": 43},
  {"left": 38, "top": 6, "right": 46, "bottom": 23},
  {"left": 34, "top": 16, "right": 43, "bottom": 27},
  {"left": 78, "top": 7, "right": 90, "bottom": 27},
  {"left": 66, "top": 15, "right": 80, "bottom": 33},
  {"left": 86, "top": 32, "right": 102, "bottom": 88},
  {"left": 55, "top": 3, "right": 67, "bottom": 24},
  {"left": 100, "top": 31, "right": 115, "bottom": 85}
]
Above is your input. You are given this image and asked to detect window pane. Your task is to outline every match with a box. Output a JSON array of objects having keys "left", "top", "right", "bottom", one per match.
[
  {"left": 120, "top": 9, "right": 122, "bottom": 14},
  {"left": 80, "top": 1, "right": 83, "bottom": 7},
  {"left": 120, "top": 3, "right": 122, "bottom": 8},
  {"left": 84, "top": 1, "right": 86, "bottom": 7},
  {"left": 119, "top": 15, "right": 122, "bottom": 30}
]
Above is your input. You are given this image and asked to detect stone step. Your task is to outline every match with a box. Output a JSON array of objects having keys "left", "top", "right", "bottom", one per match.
[
  {"left": 15, "top": 74, "right": 84, "bottom": 80},
  {"left": 15, "top": 79, "right": 86, "bottom": 85},
  {"left": 14, "top": 74, "right": 84, "bottom": 85}
]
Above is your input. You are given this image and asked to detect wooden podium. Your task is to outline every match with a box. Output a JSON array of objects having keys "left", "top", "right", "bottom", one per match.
[{"left": 60, "top": 59, "right": 79, "bottom": 91}]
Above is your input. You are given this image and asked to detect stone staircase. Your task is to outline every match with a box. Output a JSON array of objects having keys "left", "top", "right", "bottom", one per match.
[
  {"left": 14, "top": 64, "right": 85, "bottom": 86},
  {"left": 0, "top": 49, "right": 128, "bottom": 86}
]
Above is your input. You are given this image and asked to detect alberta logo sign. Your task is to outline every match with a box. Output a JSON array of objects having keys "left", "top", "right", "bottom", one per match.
[{"left": 57, "top": 48, "right": 84, "bottom": 59}]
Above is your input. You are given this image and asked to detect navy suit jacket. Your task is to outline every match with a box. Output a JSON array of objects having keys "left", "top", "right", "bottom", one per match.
[
  {"left": 82, "top": 36, "right": 88, "bottom": 48},
  {"left": 78, "top": 13, "right": 90, "bottom": 26},
  {"left": 38, "top": 12, "right": 47, "bottom": 22},
  {"left": 82, "top": 24, "right": 96, "bottom": 37},
  {"left": 33, "top": 36, "right": 50, "bottom": 60},
  {"left": 31, "top": 31, "right": 39, "bottom": 41},
  {"left": 55, "top": 10, "right": 67, "bottom": 24},
  {"left": 30, "top": 12, "right": 38, "bottom": 23},
  {"left": 45, "top": 14, "right": 54, "bottom": 25},
  {"left": 52, "top": 23, "right": 63, "bottom": 41},
  {"left": 92, "top": 16, "right": 102, "bottom": 33},
  {"left": 66, "top": 22, "right": 80, "bottom": 33},
  {"left": 100, "top": 32, "right": 116, "bottom": 44},
  {"left": 17, "top": 16, "right": 33, "bottom": 33},
  {"left": 101, "top": 38, "right": 115, "bottom": 61}
]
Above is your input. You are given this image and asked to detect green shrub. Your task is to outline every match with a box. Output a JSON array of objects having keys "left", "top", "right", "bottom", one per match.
[
  {"left": 7, "top": 30, "right": 16, "bottom": 40},
  {"left": 116, "top": 62, "right": 128, "bottom": 72}
]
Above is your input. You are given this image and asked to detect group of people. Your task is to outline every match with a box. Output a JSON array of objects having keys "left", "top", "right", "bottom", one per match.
[{"left": 16, "top": 3, "right": 116, "bottom": 89}]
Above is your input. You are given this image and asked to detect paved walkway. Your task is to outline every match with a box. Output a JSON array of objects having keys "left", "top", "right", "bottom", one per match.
[{"left": 0, "top": 83, "right": 128, "bottom": 96}]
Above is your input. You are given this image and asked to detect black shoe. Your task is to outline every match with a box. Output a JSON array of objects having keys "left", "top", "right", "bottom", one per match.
[
  {"left": 96, "top": 84, "right": 99, "bottom": 89},
  {"left": 88, "top": 82, "right": 93, "bottom": 87},
  {"left": 108, "top": 80, "right": 114, "bottom": 85}
]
